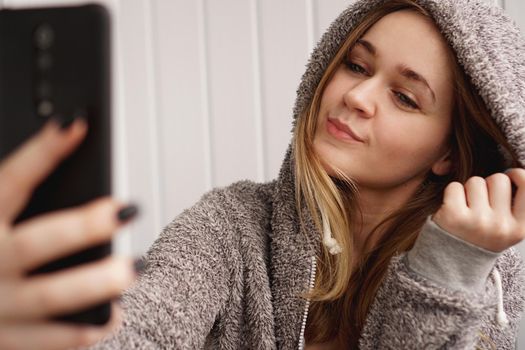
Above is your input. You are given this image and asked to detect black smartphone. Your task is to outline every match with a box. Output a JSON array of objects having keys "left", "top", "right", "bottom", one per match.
[{"left": 0, "top": 3, "right": 112, "bottom": 325}]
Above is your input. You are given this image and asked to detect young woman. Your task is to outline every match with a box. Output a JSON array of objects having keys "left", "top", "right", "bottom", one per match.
[{"left": 0, "top": 0, "right": 524, "bottom": 349}]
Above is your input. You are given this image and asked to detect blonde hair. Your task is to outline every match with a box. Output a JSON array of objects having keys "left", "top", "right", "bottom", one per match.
[{"left": 294, "top": 0, "right": 520, "bottom": 348}]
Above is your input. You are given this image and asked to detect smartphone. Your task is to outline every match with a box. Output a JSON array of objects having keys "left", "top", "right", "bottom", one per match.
[{"left": 0, "top": 3, "right": 112, "bottom": 325}]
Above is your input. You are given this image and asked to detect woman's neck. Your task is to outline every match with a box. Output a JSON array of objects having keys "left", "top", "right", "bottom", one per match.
[{"left": 352, "top": 178, "right": 423, "bottom": 252}]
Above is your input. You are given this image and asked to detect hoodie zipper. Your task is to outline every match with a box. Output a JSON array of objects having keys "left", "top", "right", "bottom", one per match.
[{"left": 298, "top": 256, "right": 318, "bottom": 350}]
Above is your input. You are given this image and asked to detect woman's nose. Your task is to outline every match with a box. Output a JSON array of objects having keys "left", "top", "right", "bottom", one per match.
[{"left": 342, "top": 79, "right": 378, "bottom": 118}]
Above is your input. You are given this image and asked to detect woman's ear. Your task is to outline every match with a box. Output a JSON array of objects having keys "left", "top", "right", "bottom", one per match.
[{"left": 431, "top": 149, "right": 452, "bottom": 176}]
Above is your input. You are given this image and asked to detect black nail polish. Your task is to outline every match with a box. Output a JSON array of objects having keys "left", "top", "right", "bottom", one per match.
[
  {"left": 61, "top": 115, "right": 77, "bottom": 130},
  {"left": 133, "top": 258, "right": 146, "bottom": 274},
  {"left": 117, "top": 204, "right": 138, "bottom": 222},
  {"left": 51, "top": 114, "right": 75, "bottom": 130}
]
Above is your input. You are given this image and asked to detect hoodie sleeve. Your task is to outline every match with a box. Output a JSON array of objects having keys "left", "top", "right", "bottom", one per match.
[
  {"left": 358, "top": 215, "right": 525, "bottom": 349},
  {"left": 84, "top": 188, "right": 235, "bottom": 349}
]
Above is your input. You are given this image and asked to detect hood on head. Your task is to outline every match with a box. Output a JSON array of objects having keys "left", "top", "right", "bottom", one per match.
[
  {"left": 285, "top": 0, "right": 524, "bottom": 171},
  {"left": 274, "top": 0, "right": 525, "bottom": 264}
]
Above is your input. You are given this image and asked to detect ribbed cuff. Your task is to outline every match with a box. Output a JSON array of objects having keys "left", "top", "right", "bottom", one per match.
[{"left": 407, "top": 215, "right": 501, "bottom": 293}]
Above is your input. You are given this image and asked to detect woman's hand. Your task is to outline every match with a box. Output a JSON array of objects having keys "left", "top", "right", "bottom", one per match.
[
  {"left": 0, "top": 117, "right": 139, "bottom": 350},
  {"left": 432, "top": 169, "right": 525, "bottom": 253}
]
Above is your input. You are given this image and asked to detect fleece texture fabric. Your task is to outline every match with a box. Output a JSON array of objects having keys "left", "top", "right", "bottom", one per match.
[{"left": 86, "top": 0, "right": 525, "bottom": 348}]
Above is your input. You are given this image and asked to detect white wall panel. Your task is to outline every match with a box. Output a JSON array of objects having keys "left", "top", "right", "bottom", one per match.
[
  {"left": 112, "top": 0, "right": 162, "bottom": 252},
  {"left": 205, "top": 0, "right": 260, "bottom": 188},
  {"left": 315, "top": 0, "right": 352, "bottom": 39},
  {"left": 152, "top": 0, "right": 212, "bottom": 226},
  {"left": 258, "top": 0, "right": 310, "bottom": 180}
]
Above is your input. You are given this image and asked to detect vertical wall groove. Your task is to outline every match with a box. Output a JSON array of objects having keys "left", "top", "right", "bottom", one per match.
[
  {"left": 144, "top": 0, "right": 163, "bottom": 234},
  {"left": 305, "top": 0, "right": 316, "bottom": 54},
  {"left": 250, "top": 0, "right": 266, "bottom": 182},
  {"left": 197, "top": 0, "right": 213, "bottom": 190}
]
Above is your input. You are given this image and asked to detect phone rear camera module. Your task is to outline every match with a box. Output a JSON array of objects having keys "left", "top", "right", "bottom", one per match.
[{"left": 34, "top": 23, "right": 54, "bottom": 50}]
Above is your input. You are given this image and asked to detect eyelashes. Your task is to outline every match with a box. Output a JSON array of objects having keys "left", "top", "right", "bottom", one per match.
[
  {"left": 343, "top": 60, "right": 420, "bottom": 110},
  {"left": 393, "top": 91, "right": 419, "bottom": 110},
  {"left": 345, "top": 61, "right": 367, "bottom": 75}
]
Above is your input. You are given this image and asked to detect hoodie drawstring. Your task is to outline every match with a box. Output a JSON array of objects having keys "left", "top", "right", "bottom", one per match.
[
  {"left": 320, "top": 206, "right": 342, "bottom": 255},
  {"left": 319, "top": 207, "right": 509, "bottom": 328},
  {"left": 493, "top": 268, "right": 509, "bottom": 328}
]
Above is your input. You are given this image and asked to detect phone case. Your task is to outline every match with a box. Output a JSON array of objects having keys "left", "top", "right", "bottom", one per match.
[{"left": 0, "top": 3, "right": 112, "bottom": 325}]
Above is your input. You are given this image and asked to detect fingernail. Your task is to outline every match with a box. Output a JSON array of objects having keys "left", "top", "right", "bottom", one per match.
[
  {"left": 117, "top": 204, "right": 138, "bottom": 223},
  {"left": 51, "top": 114, "right": 75, "bottom": 130},
  {"left": 51, "top": 111, "right": 88, "bottom": 131},
  {"left": 504, "top": 168, "right": 513, "bottom": 174},
  {"left": 74, "top": 109, "right": 88, "bottom": 120},
  {"left": 133, "top": 258, "right": 146, "bottom": 275}
]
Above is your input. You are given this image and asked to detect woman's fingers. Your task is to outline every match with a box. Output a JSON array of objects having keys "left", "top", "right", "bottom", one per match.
[
  {"left": 0, "top": 198, "right": 136, "bottom": 276},
  {"left": 433, "top": 181, "right": 467, "bottom": 228},
  {"left": 485, "top": 172, "right": 512, "bottom": 216},
  {"left": 504, "top": 168, "right": 525, "bottom": 223},
  {"left": 0, "top": 302, "right": 122, "bottom": 350},
  {"left": 441, "top": 181, "right": 467, "bottom": 211},
  {"left": 0, "top": 257, "right": 135, "bottom": 322},
  {"left": 434, "top": 170, "right": 525, "bottom": 252},
  {"left": 463, "top": 176, "right": 490, "bottom": 212},
  {"left": 0, "top": 116, "right": 87, "bottom": 225}
]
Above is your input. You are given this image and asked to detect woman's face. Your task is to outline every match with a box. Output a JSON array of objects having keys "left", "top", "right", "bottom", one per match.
[{"left": 314, "top": 10, "right": 454, "bottom": 192}]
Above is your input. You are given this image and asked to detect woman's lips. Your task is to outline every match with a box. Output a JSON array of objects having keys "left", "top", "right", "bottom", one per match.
[{"left": 326, "top": 118, "right": 364, "bottom": 143}]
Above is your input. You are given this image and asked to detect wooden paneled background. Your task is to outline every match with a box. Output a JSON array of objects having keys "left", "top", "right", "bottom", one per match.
[{"left": 1, "top": 0, "right": 524, "bottom": 344}]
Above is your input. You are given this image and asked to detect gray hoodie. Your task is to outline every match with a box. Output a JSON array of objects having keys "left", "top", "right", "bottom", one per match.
[{"left": 88, "top": 0, "right": 525, "bottom": 348}]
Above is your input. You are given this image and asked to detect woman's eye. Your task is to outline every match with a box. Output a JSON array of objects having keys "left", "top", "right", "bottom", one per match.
[
  {"left": 394, "top": 91, "right": 419, "bottom": 110},
  {"left": 344, "top": 60, "right": 368, "bottom": 75},
  {"left": 344, "top": 59, "right": 420, "bottom": 111}
]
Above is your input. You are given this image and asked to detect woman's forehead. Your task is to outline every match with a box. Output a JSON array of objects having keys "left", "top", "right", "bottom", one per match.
[{"left": 361, "top": 11, "right": 453, "bottom": 72}]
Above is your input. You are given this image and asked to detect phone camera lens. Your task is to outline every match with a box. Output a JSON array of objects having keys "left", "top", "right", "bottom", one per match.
[
  {"left": 37, "top": 100, "right": 54, "bottom": 117},
  {"left": 34, "top": 24, "right": 54, "bottom": 50}
]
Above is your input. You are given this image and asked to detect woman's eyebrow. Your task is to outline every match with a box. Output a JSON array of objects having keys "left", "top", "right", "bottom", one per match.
[
  {"left": 355, "top": 39, "right": 436, "bottom": 104},
  {"left": 356, "top": 39, "right": 378, "bottom": 56},
  {"left": 397, "top": 64, "right": 436, "bottom": 104}
]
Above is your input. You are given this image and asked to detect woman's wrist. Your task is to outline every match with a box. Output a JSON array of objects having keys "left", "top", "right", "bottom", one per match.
[{"left": 407, "top": 215, "right": 501, "bottom": 293}]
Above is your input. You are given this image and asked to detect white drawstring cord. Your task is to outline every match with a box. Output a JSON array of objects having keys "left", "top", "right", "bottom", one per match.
[
  {"left": 320, "top": 210, "right": 508, "bottom": 327},
  {"left": 493, "top": 268, "right": 509, "bottom": 328},
  {"left": 320, "top": 206, "right": 342, "bottom": 255}
]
